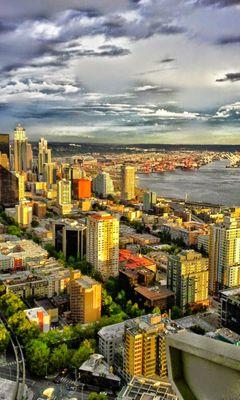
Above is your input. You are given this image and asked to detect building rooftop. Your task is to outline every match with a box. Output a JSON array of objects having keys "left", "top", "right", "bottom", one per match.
[
  {"left": 117, "top": 376, "right": 177, "bottom": 400},
  {"left": 79, "top": 354, "right": 121, "bottom": 383},
  {"left": 25, "top": 306, "right": 48, "bottom": 320},
  {"left": 220, "top": 287, "right": 240, "bottom": 302},
  {"left": 135, "top": 285, "right": 174, "bottom": 301},
  {"left": 119, "top": 249, "right": 156, "bottom": 270}
]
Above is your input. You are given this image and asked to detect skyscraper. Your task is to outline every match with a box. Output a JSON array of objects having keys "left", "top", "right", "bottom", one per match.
[
  {"left": 92, "top": 171, "right": 115, "bottom": 198},
  {"left": 124, "top": 314, "right": 169, "bottom": 379},
  {"left": 69, "top": 270, "right": 102, "bottom": 323},
  {"left": 44, "top": 162, "right": 57, "bottom": 186},
  {"left": 14, "top": 172, "right": 25, "bottom": 200},
  {"left": 0, "top": 165, "right": 19, "bottom": 208},
  {"left": 143, "top": 191, "right": 157, "bottom": 212},
  {"left": 209, "top": 212, "right": 240, "bottom": 294},
  {"left": 57, "top": 179, "right": 71, "bottom": 206},
  {"left": 167, "top": 250, "right": 209, "bottom": 310},
  {"left": 13, "top": 124, "right": 28, "bottom": 172},
  {"left": 15, "top": 200, "right": 33, "bottom": 227},
  {"left": 121, "top": 165, "right": 135, "bottom": 201},
  {"left": 73, "top": 178, "right": 91, "bottom": 199},
  {"left": 38, "top": 137, "right": 51, "bottom": 175},
  {"left": 0, "top": 133, "right": 10, "bottom": 169},
  {"left": 87, "top": 212, "right": 119, "bottom": 280}
]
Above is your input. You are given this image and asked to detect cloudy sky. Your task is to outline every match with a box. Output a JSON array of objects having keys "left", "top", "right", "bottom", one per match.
[{"left": 1, "top": 0, "right": 240, "bottom": 143}]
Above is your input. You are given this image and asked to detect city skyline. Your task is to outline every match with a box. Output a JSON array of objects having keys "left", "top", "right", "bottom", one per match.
[{"left": 0, "top": 1, "right": 240, "bottom": 143}]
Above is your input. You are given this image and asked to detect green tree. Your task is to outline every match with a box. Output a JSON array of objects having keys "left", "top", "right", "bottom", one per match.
[
  {"left": 72, "top": 340, "right": 94, "bottom": 369},
  {"left": 171, "top": 306, "right": 183, "bottom": 320},
  {"left": 7, "top": 225, "right": 22, "bottom": 237},
  {"left": 0, "top": 324, "right": 10, "bottom": 353},
  {"left": 0, "top": 292, "right": 24, "bottom": 318},
  {"left": 26, "top": 339, "right": 50, "bottom": 377},
  {"left": 31, "top": 219, "right": 39, "bottom": 228},
  {"left": 152, "top": 307, "right": 161, "bottom": 314},
  {"left": 88, "top": 393, "right": 108, "bottom": 400},
  {"left": 8, "top": 311, "right": 40, "bottom": 345},
  {"left": 50, "top": 344, "right": 71, "bottom": 372}
]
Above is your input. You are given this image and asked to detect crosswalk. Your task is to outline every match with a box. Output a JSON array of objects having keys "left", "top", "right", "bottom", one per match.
[
  {"left": 0, "top": 360, "right": 17, "bottom": 368},
  {"left": 58, "top": 376, "right": 77, "bottom": 387}
]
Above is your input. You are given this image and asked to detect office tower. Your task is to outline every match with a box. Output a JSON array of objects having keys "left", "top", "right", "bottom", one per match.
[
  {"left": 92, "top": 171, "right": 115, "bottom": 198},
  {"left": 87, "top": 212, "right": 119, "bottom": 280},
  {"left": 15, "top": 200, "right": 32, "bottom": 227},
  {"left": 44, "top": 162, "right": 57, "bottom": 186},
  {"left": 13, "top": 124, "right": 29, "bottom": 172},
  {"left": 124, "top": 314, "right": 168, "bottom": 379},
  {"left": 167, "top": 250, "right": 209, "bottom": 310},
  {"left": 38, "top": 137, "right": 51, "bottom": 175},
  {"left": 0, "top": 133, "right": 10, "bottom": 169},
  {"left": 71, "top": 164, "right": 86, "bottom": 180},
  {"left": 61, "top": 163, "right": 71, "bottom": 180},
  {"left": 209, "top": 214, "right": 240, "bottom": 294},
  {"left": 57, "top": 179, "right": 71, "bottom": 205},
  {"left": 143, "top": 191, "right": 157, "bottom": 212},
  {"left": 26, "top": 142, "right": 33, "bottom": 170},
  {"left": 73, "top": 178, "right": 91, "bottom": 199},
  {"left": 69, "top": 270, "right": 101, "bottom": 323},
  {"left": 219, "top": 287, "right": 240, "bottom": 334},
  {"left": 14, "top": 172, "right": 25, "bottom": 200},
  {"left": 0, "top": 166, "right": 19, "bottom": 208},
  {"left": 53, "top": 219, "right": 86, "bottom": 260},
  {"left": 121, "top": 165, "right": 135, "bottom": 201}
]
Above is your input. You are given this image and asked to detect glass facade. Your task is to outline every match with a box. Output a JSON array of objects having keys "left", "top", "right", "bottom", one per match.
[{"left": 0, "top": 165, "right": 19, "bottom": 208}]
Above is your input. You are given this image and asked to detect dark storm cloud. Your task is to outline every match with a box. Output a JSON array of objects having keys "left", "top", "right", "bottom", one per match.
[
  {"left": 160, "top": 58, "right": 175, "bottom": 63},
  {"left": 216, "top": 72, "right": 240, "bottom": 82},
  {"left": 216, "top": 36, "right": 240, "bottom": 45}
]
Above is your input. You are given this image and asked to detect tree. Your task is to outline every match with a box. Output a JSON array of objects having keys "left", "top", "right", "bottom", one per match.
[
  {"left": 71, "top": 340, "right": 94, "bottom": 369},
  {"left": 171, "top": 306, "right": 183, "bottom": 320},
  {"left": 8, "top": 311, "right": 40, "bottom": 345},
  {"left": 31, "top": 220, "right": 39, "bottom": 228},
  {"left": 152, "top": 307, "right": 161, "bottom": 314},
  {"left": 88, "top": 393, "right": 108, "bottom": 400},
  {"left": 26, "top": 339, "right": 50, "bottom": 377},
  {"left": 0, "top": 325, "right": 10, "bottom": 353},
  {"left": 0, "top": 292, "right": 24, "bottom": 318},
  {"left": 50, "top": 344, "right": 71, "bottom": 372},
  {"left": 7, "top": 225, "right": 22, "bottom": 237}
]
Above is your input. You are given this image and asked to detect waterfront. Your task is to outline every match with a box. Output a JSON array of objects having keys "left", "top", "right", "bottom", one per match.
[{"left": 138, "top": 160, "right": 240, "bottom": 206}]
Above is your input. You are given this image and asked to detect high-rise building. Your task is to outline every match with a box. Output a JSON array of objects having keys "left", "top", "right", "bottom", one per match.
[
  {"left": 209, "top": 213, "right": 240, "bottom": 294},
  {"left": 124, "top": 314, "right": 169, "bottom": 379},
  {"left": 57, "top": 179, "right": 71, "bottom": 205},
  {"left": 71, "top": 164, "right": 86, "bottom": 180},
  {"left": 87, "top": 212, "right": 119, "bottom": 280},
  {"left": 121, "top": 165, "right": 135, "bottom": 201},
  {"left": 53, "top": 219, "right": 86, "bottom": 260},
  {"left": 0, "top": 133, "right": 10, "bottom": 169},
  {"left": 143, "top": 191, "right": 157, "bottom": 212},
  {"left": 38, "top": 138, "right": 51, "bottom": 175},
  {"left": 92, "top": 171, "right": 115, "bottom": 198},
  {"left": 14, "top": 172, "right": 25, "bottom": 200},
  {"left": 73, "top": 178, "right": 91, "bottom": 199},
  {"left": 13, "top": 124, "right": 29, "bottom": 172},
  {"left": 26, "top": 142, "right": 33, "bottom": 170},
  {"left": 0, "top": 165, "right": 19, "bottom": 208},
  {"left": 69, "top": 270, "right": 102, "bottom": 323},
  {"left": 167, "top": 250, "right": 209, "bottom": 310},
  {"left": 15, "top": 200, "right": 32, "bottom": 227},
  {"left": 44, "top": 162, "right": 57, "bottom": 186}
]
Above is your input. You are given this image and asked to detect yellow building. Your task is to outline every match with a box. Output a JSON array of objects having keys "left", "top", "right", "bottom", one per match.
[
  {"left": 69, "top": 270, "right": 101, "bottom": 323},
  {"left": 87, "top": 212, "right": 119, "bottom": 280},
  {"left": 15, "top": 200, "right": 32, "bottom": 227},
  {"left": 44, "top": 162, "right": 57, "bottom": 186},
  {"left": 167, "top": 250, "right": 209, "bottom": 309},
  {"left": 57, "top": 179, "right": 71, "bottom": 205},
  {"left": 14, "top": 172, "right": 25, "bottom": 200},
  {"left": 209, "top": 213, "right": 240, "bottom": 294},
  {"left": 121, "top": 165, "right": 135, "bottom": 201},
  {"left": 124, "top": 314, "right": 168, "bottom": 379},
  {"left": 38, "top": 137, "right": 51, "bottom": 175}
]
